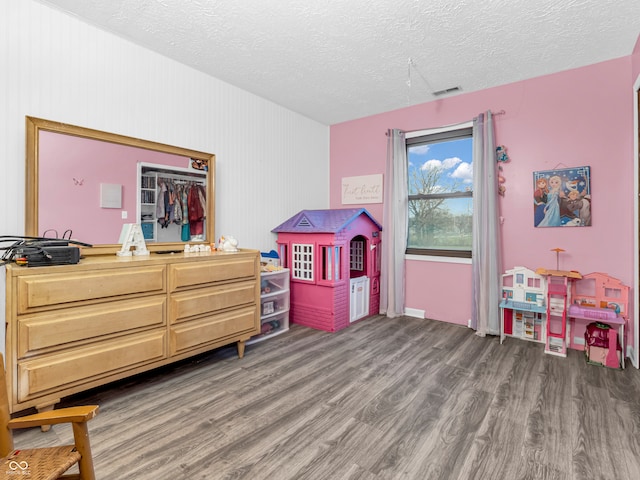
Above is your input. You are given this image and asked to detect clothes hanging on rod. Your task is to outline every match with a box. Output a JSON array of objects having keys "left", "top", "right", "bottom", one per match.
[
  {"left": 142, "top": 165, "right": 207, "bottom": 239},
  {"left": 188, "top": 183, "right": 206, "bottom": 236},
  {"left": 155, "top": 178, "right": 206, "bottom": 234}
]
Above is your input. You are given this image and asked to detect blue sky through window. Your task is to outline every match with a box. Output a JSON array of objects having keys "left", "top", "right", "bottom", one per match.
[{"left": 407, "top": 137, "right": 473, "bottom": 194}]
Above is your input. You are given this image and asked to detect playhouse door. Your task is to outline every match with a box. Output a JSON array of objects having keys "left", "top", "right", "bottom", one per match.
[{"left": 350, "top": 276, "right": 370, "bottom": 322}]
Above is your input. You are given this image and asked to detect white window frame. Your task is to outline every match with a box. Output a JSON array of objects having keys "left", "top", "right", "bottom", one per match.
[
  {"left": 292, "top": 243, "right": 314, "bottom": 281},
  {"left": 406, "top": 121, "right": 474, "bottom": 259}
]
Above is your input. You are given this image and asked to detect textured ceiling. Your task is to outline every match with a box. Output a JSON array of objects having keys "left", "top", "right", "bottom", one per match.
[{"left": 37, "top": 0, "right": 640, "bottom": 125}]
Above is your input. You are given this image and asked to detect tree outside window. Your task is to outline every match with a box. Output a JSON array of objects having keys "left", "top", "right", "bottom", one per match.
[{"left": 406, "top": 128, "right": 473, "bottom": 258}]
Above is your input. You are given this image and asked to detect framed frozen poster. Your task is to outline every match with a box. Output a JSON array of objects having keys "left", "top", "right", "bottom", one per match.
[{"left": 533, "top": 166, "right": 591, "bottom": 227}]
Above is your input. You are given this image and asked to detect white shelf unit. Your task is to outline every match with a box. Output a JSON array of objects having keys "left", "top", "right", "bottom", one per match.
[
  {"left": 140, "top": 172, "right": 157, "bottom": 241},
  {"left": 248, "top": 268, "right": 290, "bottom": 344}
]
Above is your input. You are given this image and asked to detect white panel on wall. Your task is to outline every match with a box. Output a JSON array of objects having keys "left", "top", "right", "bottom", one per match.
[{"left": 0, "top": 0, "right": 329, "bottom": 254}]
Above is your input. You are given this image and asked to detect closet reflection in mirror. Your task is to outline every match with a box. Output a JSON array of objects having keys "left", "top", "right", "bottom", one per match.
[
  {"left": 139, "top": 163, "right": 207, "bottom": 243},
  {"left": 26, "top": 116, "right": 215, "bottom": 250}
]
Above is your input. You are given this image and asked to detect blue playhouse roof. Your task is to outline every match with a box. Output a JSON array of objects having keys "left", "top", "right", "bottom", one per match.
[{"left": 272, "top": 208, "right": 382, "bottom": 234}]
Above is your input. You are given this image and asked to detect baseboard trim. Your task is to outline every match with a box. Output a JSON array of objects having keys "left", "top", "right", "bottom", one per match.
[{"left": 404, "top": 308, "right": 425, "bottom": 319}]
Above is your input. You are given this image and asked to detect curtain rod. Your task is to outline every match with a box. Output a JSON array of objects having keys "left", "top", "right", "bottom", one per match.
[{"left": 387, "top": 109, "right": 506, "bottom": 136}]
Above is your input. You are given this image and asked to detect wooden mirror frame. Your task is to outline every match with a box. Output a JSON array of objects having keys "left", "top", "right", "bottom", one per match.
[{"left": 25, "top": 116, "right": 215, "bottom": 255}]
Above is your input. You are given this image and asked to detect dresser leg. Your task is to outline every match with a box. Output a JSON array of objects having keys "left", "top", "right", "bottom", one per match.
[
  {"left": 36, "top": 402, "right": 58, "bottom": 431},
  {"left": 237, "top": 340, "right": 246, "bottom": 359}
]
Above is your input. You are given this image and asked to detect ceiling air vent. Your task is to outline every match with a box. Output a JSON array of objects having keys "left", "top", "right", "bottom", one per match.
[{"left": 433, "top": 86, "right": 461, "bottom": 96}]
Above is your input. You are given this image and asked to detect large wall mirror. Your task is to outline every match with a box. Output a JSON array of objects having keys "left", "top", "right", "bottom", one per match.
[{"left": 25, "top": 116, "right": 215, "bottom": 255}]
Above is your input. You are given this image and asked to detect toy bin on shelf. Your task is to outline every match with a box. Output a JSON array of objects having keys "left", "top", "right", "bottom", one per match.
[
  {"left": 257, "top": 311, "right": 288, "bottom": 339},
  {"left": 261, "top": 290, "right": 289, "bottom": 316},
  {"left": 248, "top": 268, "right": 290, "bottom": 345},
  {"left": 260, "top": 270, "right": 289, "bottom": 295}
]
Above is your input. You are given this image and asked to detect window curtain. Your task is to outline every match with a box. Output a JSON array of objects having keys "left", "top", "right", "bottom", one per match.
[
  {"left": 380, "top": 129, "right": 408, "bottom": 317},
  {"left": 471, "top": 111, "right": 502, "bottom": 335}
]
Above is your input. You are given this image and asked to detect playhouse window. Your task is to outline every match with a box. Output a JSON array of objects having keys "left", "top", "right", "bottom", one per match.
[
  {"left": 405, "top": 126, "right": 473, "bottom": 258},
  {"left": 350, "top": 240, "right": 364, "bottom": 271},
  {"left": 278, "top": 243, "right": 288, "bottom": 269},
  {"left": 320, "top": 245, "right": 342, "bottom": 281},
  {"left": 373, "top": 244, "right": 380, "bottom": 274},
  {"left": 321, "top": 246, "right": 332, "bottom": 280},
  {"left": 292, "top": 243, "right": 314, "bottom": 280}
]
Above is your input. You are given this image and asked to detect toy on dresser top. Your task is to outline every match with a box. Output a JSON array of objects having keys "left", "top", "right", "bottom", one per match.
[
  {"left": 182, "top": 235, "right": 240, "bottom": 253},
  {"left": 184, "top": 243, "right": 213, "bottom": 253},
  {"left": 217, "top": 235, "right": 239, "bottom": 252},
  {"left": 182, "top": 235, "right": 237, "bottom": 253}
]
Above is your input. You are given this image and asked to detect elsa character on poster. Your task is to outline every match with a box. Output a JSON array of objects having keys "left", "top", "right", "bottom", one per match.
[{"left": 537, "top": 175, "right": 563, "bottom": 227}]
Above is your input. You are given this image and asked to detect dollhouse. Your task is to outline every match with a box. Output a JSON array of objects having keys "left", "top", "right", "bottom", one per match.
[
  {"left": 500, "top": 266, "right": 547, "bottom": 344},
  {"left": 569, "top": 272, "right": 629, "bottom": 368},
  {"left": 272, "top": 208, "right": 382, "bottom": 332}
]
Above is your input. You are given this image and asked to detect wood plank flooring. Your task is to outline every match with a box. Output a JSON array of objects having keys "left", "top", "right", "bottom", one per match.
[{"left": 12, "top": 315, "right": 640, "bottom": 479}]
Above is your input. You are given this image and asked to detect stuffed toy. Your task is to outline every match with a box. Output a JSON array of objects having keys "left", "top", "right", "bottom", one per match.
[
  {"left": 496, "top": 145, "right": 509, "bottom": 163},
  {"left": 496, "top": 145, "right": 510, "bottom": 196}
]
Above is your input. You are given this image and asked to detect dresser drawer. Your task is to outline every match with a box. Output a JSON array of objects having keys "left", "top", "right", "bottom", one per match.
[
  {"left": 168, "top": 257, "right": 256, "bottom": 291},
  {"left": 169, "top": 280, "right": 256, "bottom": 323},
  {"left": 17, "top": 330, "right": 166, "bottom": 402},
  {"left": 169, "top": 306, "right": 257, "bottom": 355},
  {"left": 16, "top": 265, "right": 166, "bottom": 313},
  {"left": 17, "top": 296, "right": 166, "bottom": 358}
]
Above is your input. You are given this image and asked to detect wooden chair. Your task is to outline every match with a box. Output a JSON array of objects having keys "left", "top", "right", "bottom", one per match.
[{"left": 0, "top": 355, "right": 99, "bottom": 480}]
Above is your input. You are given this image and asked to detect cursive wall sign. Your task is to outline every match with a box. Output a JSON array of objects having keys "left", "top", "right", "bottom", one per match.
[{"left": 341, "top": 174, "right": 383, "bottom": 205}]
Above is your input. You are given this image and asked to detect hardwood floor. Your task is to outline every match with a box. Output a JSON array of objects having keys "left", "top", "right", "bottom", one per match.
[{"left": 12, "top": 315, "right": 640, "bottom": 479}]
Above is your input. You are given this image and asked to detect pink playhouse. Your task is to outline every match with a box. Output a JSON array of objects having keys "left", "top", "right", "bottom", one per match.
[{"left": 272, "top": 208, "right": 382, "bottom": 332}]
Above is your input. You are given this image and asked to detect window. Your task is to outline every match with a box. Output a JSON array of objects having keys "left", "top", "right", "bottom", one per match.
[
  {"left": 320, "top": 245, "right": 341, "bottom": 282},
  {"left": 292, "top": 243, "right": 314, "bottom": 280},
  {"left": 350, "top": 239, "right": 364, "bottom": 271},
  {"left": 372, "top": 243, "right": 380, "bottom": 274},
  {"left": 278, "top": 243, "right": 288, "bottom": 269},
  {"left": 321, "top": 246, "right": 332, "bottom": 280},
  {"left": 406, "top": 127, "right": 473, "bottom": 258}
]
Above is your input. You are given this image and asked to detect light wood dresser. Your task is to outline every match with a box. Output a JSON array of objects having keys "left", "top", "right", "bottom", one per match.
[{"left": 4, "top": 249, "right": 260, "bottom": 414}]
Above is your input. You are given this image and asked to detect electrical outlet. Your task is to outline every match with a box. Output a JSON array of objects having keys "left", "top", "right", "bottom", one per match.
[{"left": 121, "top": 211, "right": 128, "bottom": 219}]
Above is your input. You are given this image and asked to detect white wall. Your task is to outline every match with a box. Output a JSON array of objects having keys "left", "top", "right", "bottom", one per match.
[{"left": 0, "top": 1, "right": 329, "bottom": 253}]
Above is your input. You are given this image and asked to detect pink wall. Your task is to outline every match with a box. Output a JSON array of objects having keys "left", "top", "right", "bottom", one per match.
[
  {"left": 330, "top": 56, "right": 636, "bottom": 332},
  {"left": 633, "top": 34, "right": 640, "bottom": 83},
  {"left": 39, "top": 131, "right": 191, "bottom": 244}
]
